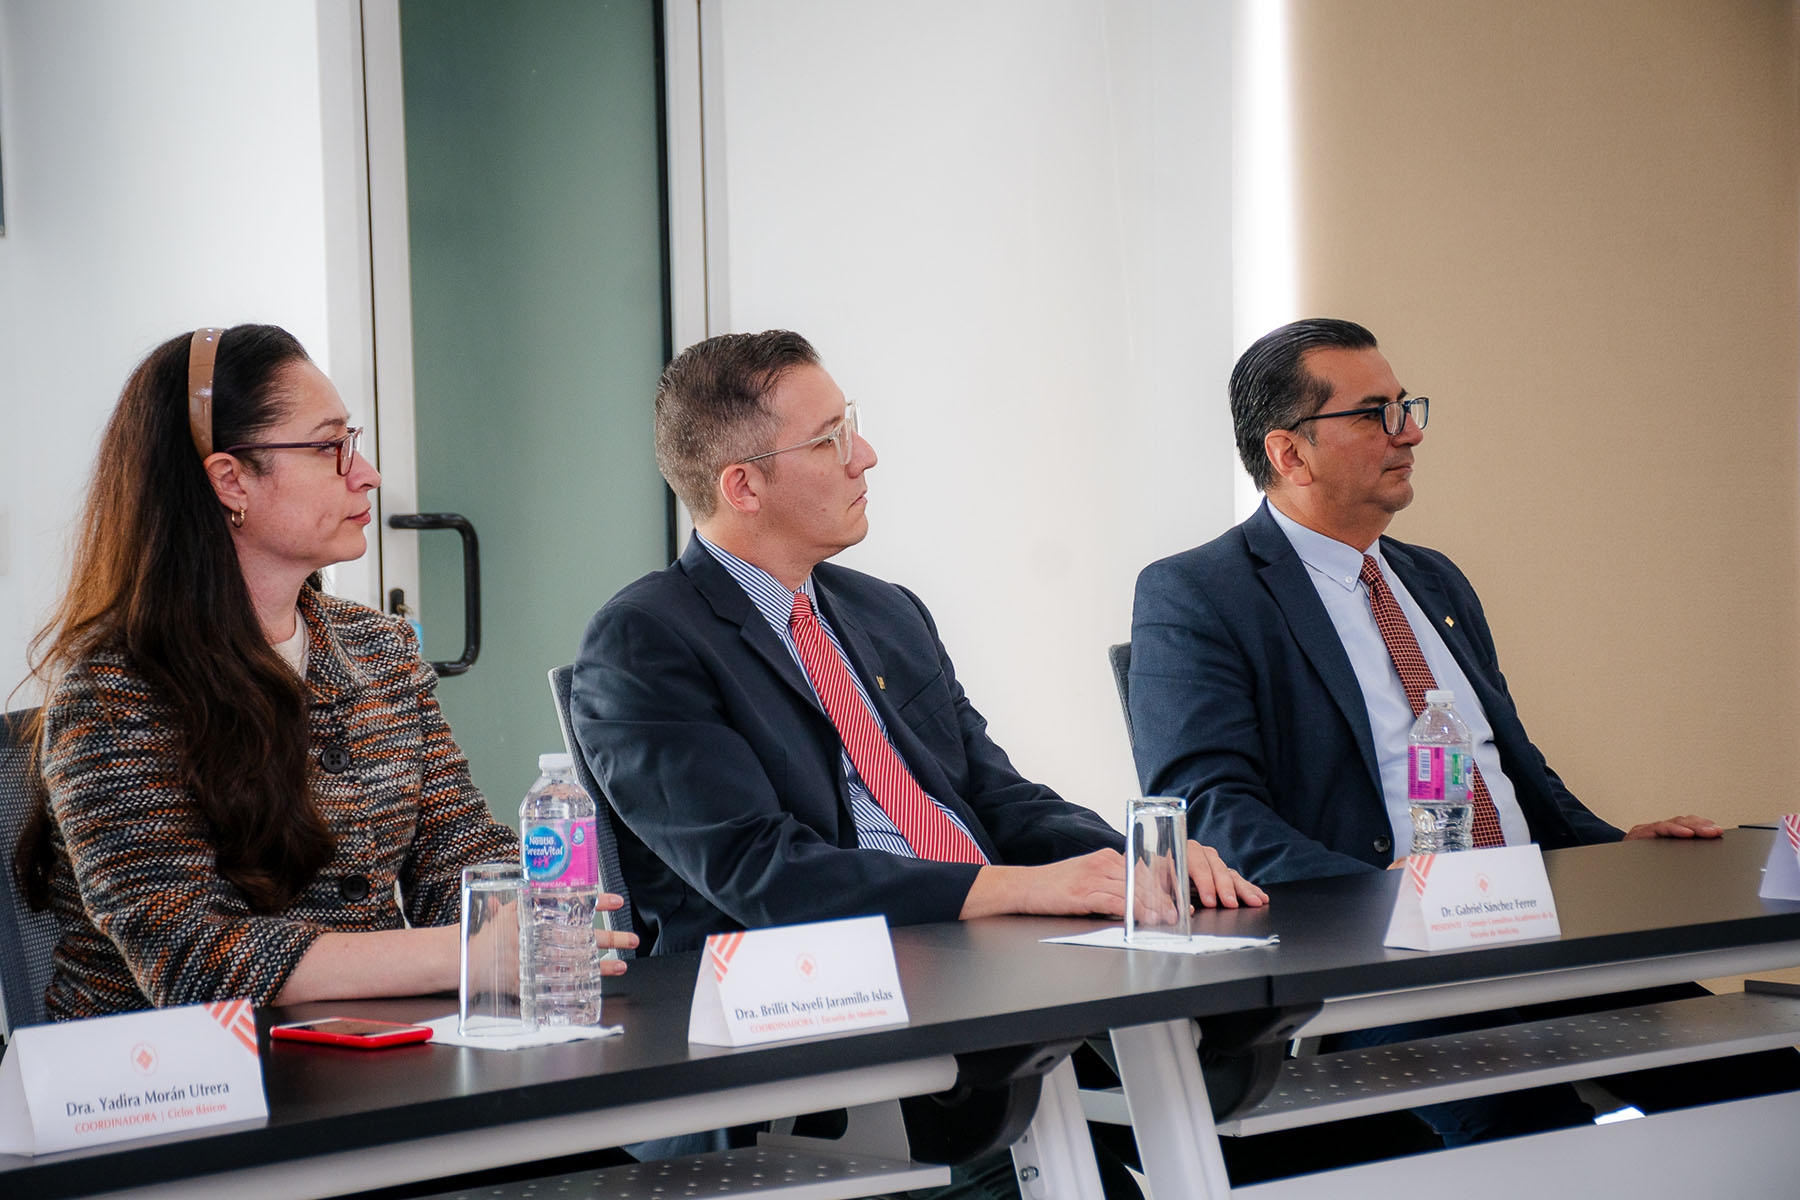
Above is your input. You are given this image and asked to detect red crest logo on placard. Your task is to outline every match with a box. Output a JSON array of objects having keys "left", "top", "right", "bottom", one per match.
[
  {"left": 796, "top": 953, "right": 818, "bottom": 979},
  {"left": 130, "top": 1042, "right": 159, "bottom": 1076},
  {"left": 1476, "top": 874, "right": 1491, "bottom": 894}
]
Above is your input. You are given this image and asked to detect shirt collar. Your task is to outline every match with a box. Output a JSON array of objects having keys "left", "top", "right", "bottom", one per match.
[
  {"left": 1266, "top": 501, "right": 1381, "bottom": 594},
  {"left": 695, "top": 532, "right": 818, "bottom": 634}
]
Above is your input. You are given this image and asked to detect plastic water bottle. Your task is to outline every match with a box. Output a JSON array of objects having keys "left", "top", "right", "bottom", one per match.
[
  {"left": 1407, "top": 690, "right": 1475, "bottom": 854},
  {"left": 519, "top": 752, "right": 603, "bottom": 1026}
]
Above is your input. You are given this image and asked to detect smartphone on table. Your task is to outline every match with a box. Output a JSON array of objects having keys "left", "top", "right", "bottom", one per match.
[{"left": 270, "top": 1017, "right": 432, "bottom": 1049}]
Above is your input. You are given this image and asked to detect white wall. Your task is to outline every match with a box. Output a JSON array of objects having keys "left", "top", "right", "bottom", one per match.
[
  {"left": 0, "top": 0, "right": 343, "bottom": 704},
  {"left": 1, "top": 0, "right": 1248, "bottom": 828},
  {"left": 708, "top": 0, "right": 1240, "bottom": 819},
  {"left": 0, "top": 6, "right": 17, "bottom": 688}
]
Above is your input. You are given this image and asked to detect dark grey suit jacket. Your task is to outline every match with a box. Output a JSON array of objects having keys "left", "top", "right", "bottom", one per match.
[{"left": 1129, "top": 501, "right": 1621, "bottom": 885}]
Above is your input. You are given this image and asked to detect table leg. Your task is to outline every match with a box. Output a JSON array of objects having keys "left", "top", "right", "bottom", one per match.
[
  {"left": 1009, "top": 1057, "right": 1106, "bottom": 1200},
  {"left": 1111, "top": 1018, "right": 1233, "bottom": 1200}
]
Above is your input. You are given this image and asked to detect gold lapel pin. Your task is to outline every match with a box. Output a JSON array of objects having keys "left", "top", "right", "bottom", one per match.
[
  {"left": 1444, "top": 616, "right": 1455, "bottom": 628},
  {"left": 876, "top": 676, "right": 886, "bottom": 690}
]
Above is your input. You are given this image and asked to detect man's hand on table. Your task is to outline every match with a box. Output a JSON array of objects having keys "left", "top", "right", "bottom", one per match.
[
  {"left": 1623, "top": 814, "right": 1723, "bottom": 841},
  {"left": 1382, "top": 815, "right": 1726, "bottom": 865},
  {"left": 959, "top": 844, "right": 1267, "bottom": 920},
  {"left": 1375, "top": 816, "right": 1728, "bottom": 863},
  {"left": 1188, "top": 840, "right": 1267, "bottom": 909}
]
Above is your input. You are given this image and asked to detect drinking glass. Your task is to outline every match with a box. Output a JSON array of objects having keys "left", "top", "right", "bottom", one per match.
[
  {"left": 1125, "top": 797, "right": 1191, "bottom": 944},
  {"left": 459, "top": 862, "right": 529, "bottom": 1036}
]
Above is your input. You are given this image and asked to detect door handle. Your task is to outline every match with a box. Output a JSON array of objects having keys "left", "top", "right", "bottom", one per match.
[{"left": 386, "top": 513, "right": 481, "bottom": 676}]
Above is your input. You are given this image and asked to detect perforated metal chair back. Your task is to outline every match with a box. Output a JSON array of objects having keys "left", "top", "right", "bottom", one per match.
[
  {"left": 1107, "top": 642, "right": 1134, "bottom": 749},
  {"left": 1, "top": 708, "right": 59, "bottom": 1037},
  {"left": 546, "top": 666, "right": 636, "bottom": 953}
]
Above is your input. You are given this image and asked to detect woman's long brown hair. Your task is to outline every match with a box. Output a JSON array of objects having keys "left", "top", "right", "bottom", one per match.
[{"left": 14, "top": 326, "right": 336, "bottom": 912}]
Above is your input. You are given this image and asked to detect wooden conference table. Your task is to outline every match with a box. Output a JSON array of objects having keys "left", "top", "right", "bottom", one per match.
[{"left": 5, "top": 831, "right": 1800, "bottom": 1199}]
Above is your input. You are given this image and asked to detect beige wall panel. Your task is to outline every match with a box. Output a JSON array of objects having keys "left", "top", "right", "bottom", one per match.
[{"left": 1290, "top": 0, "right": 1799, "bottom": 830}]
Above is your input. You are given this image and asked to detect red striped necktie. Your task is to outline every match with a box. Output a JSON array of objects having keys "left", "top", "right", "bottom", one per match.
[
  {"left": 788, "top": 592, "right": 986, "bottom": 864},
  {"left": 1359, "top": 556, "right": 1504, "bottom": 848}
]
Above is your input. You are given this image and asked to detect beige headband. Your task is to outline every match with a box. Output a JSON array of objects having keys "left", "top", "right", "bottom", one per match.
[{"left": 187, "top": 327, "right": 225, "bottom": 458}]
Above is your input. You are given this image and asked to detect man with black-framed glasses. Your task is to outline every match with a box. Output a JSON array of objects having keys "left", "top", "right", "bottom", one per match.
[
  {"left": 1131, "top": 315, "right": 1716, "bottom": 883},
  {"left": 1127, "top": 317, "right": 1791, "bottom": 1147}
]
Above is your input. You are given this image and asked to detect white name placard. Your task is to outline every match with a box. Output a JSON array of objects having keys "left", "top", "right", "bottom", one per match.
[
  {"left": 688, "top": 915, "right": 908, "bottom": 1047},
  {"left": 1383, "top": 844, "right": 1561, "bottom": 951},
  {"left": 0, "top": 999, "right": 267, "bottom": 1156},
  {"left": 1759, "top": 814, "right": 1800, "bottom": 901}
]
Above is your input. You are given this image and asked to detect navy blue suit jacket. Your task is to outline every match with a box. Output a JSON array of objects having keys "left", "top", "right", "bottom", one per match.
[
  {"left": 572, "top": 537, "right": 1124, "bottom": 955},
  {"left": 1129, "top": 501, "right": 1621, "bottom": 885}
]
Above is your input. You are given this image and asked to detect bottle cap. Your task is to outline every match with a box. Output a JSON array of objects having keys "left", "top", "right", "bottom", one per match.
[
  {"left": 1425, "top": 689, "right": 1453, "bottom": 707},
  {"left": 538, "top": 751, "right": 574, "bottom": 773}
]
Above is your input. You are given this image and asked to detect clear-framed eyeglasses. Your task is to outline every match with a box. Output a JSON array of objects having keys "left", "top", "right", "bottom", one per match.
[
  {"left": 222, "top": 426, "right": 365, "bottom": 476},
  {"left": 740, "top": 402, "right": 859, "bottom": 466},
  {"left": 1292, "top": 397, "right": 1428, "bottom": 437}
]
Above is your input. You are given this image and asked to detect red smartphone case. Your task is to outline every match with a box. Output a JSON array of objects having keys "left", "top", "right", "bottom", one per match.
[{"left": 270, "top": 1018, "right": 432, "bottom": 1049}]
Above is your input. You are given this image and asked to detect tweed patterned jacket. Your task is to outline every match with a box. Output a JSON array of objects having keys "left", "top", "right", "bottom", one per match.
[{"left": 38, "top": 587, "right": 519, "bottom": 1020}]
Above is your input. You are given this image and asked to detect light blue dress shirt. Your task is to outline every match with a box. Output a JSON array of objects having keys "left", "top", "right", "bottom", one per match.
[
  {"left": 1266, "top": 505, "right": 1530, "bottom": 855},
  {"left": 696, "top": 534, "right": 987, "bottom": 862}
]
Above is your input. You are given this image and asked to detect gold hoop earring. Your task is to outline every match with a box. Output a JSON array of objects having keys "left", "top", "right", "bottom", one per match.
[{"left": 230, "top": 506, "right": 246, "bottom": 529}]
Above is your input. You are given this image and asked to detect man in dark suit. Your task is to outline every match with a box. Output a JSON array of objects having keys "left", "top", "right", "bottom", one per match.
[
  {"left": 573, "top": 329, "right": 1262, "bottom": 959},
  {"left": 1131, "top": 317, "right": 1717, "bottom": 883},
  {"left": 1129, "top": 317, "right": 1781, "bottom": 1145}
]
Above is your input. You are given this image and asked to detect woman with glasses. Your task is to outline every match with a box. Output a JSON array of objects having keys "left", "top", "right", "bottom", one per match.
[{"left": 13, "top": 324, "right": 633, "bottom": 1019}]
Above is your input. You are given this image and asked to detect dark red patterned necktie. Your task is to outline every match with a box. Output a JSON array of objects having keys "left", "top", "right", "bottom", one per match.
[
  {"left": 1359, "top": 556, "right": 1504, "bottom": 848},
  {"left": 789, "top": 593, "right": 985, "bottom": 864}
]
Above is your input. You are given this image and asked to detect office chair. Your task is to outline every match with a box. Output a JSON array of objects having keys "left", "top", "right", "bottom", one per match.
[
  {"left": 546, "top": 666, "right": 637, "bottom": 955},
  {"left": 1, "top": 708, "right": 59, "bottom": 1038},
  {"left": 1106, "top": 642, "right": 1133, "bottom": 748}
]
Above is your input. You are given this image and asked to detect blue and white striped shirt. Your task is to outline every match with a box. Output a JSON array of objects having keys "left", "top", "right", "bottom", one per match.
[{"left": 696, "top": 534, "right": 987, "bottom": 862}]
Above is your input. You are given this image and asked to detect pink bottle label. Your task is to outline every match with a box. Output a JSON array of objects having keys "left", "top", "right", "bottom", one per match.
[
  {"left": 522, "top": 818, "right": 598, "bottom": 887},
  {"left": 1408, "top": 746, "right": 1470, "bottom": 802},
  {"left": 1409, "top": 746, "right": 1444, "bottom": 800}
]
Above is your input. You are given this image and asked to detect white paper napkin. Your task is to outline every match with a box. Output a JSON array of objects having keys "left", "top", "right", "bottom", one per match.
[
  {"left": 423, "top": 1014, "right": 624, "bottom": 1050},
  {"left": 1039, "top": 928, "right": 1279, "bottom": 955}
]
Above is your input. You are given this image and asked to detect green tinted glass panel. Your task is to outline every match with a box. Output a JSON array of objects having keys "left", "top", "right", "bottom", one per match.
[{"left": 400, "top": 0, "right": 668, "bottom": 818}]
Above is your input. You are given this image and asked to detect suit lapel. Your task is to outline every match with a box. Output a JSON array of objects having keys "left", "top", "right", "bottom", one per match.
[
  {"left": 815, "top": 574, "right": 999, "bottom": 858},
  {"left": 679, "top": 537, "right": 823, "bottom": 713},
  {"left": 1381, "top": 541, "right": 1582, "bottom": 842},
  {"left": 1245, "top": 504, "right": 1384, "bottom": 797},
  {"left": 1383, "top": 543, "right": 1499, "bottom": 715},
  {"left": 814, "top": 577, "right": 925, "bottom": 766},
  {"left": 816, "top": 577, "right": 886, "bottom": 707}
]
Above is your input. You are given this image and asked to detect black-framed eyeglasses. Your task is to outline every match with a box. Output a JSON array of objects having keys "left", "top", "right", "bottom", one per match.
[
  {"left": 1293, "top": 397, "right": 1428, "bottom": 437},
  {"left": 740, "top": 402, "right": 859, "bottom": 467},
  {"left": 223, "top": 427, "right": 365, "bottom": 476}
]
